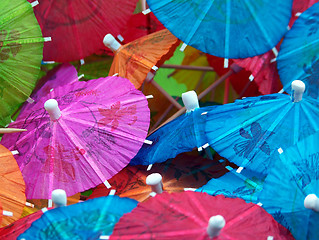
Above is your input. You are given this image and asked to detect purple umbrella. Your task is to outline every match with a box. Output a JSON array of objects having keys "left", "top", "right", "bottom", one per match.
[{"left": 1, "top": 76, "right": 150, "bottom": 199}]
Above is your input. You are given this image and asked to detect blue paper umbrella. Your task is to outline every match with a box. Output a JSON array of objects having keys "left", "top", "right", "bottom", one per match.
[
  {"left": 205, "top": 90, "right": 319, "bottom": 175},
  {"left": 277, "top": 2, "right": 319, "bottom": 99},
  {"left": 146, "top": 0, "right": 292, "bottom": 58},
  {"left": 196, "top": 165, "right": 264, "bottom": 203},
  {"left": 258, "top": 131, "right": 319, "bottom": 240},
  {"left": 18, "top": 196, "right": 138, "bottom": 240},
  {"left": 131, "top": 106, "right": 214, "bottom": 166}
]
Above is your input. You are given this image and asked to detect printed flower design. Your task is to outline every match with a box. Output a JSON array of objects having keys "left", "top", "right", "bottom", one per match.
[
  {"left": 234, "top": 122, "right": 274, "bottom": 159},
  {"left": 0, "top": 29, "right": 22, "bottom": 62},
  {"left": 98, "top": 101, "right": 137, "bottom": 132}
]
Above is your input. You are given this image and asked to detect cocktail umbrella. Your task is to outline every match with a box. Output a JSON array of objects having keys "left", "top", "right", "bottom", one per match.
[
  {"left": 146, "top": 0, "right": 292, "bottom": 59},
  {"left": 277, "top": 2, "right": 319, "bottom": 99},
  {"left": 110, "top": 192, "right": 294, "bottom": 239},
  {"left": 0, "top": 144, "right": 26, "bottom": 227},
  {"left": 27, "top": 0, "right": 137, "bottom": 62},
  {"left": 131, "top": 91, "right": 216, "bottom": 166},
  {"left": 104, "top": 28, "right": 180, "bottom": 89},
  {"left": 18, "top": 196, "right": 138, "bottom": 240},
  {"left": 88, "top": 153, "right": 228, "bottom": 202},
  {"left": 205, "top": 80, "right": 319, "bottom": 175},
  {"left": 196, "top": 166, "right": 264, "bottom": 204},
  {"left": 257, "top": 131, "right": 319, "bottom": 240},
  {"left": 1, "top": 76, "right": 150, "bottom": 199},
  {"left": 0, "top": 0, "right": 45, "bottom": 127}
]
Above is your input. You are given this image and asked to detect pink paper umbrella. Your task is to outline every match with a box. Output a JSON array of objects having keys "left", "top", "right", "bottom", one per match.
[{"left": 1, "top": 76, "right": 150, "bottom": 199}]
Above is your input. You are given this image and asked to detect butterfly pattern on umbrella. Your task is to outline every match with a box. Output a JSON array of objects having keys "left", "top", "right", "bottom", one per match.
[
  {"left": 293, "top": 151, "right": 319, "bottom": 188},
  {"left": 0, "top": 29, "right": 22, "bottom": 61},
  {"left": 0, "top": 29, "right": 22, "bottom": 97},
  {"left": 234, "top": 122, "right": 274, "bottom": 159},
  {"left": 305, "top": 13, "right": 319, "bottom": 36},
  {"left": 98, "top": 101, "right": 137, "bottom": 132},
  {"left": 302, "top": 56, "right": 319, "bottom": 99}
]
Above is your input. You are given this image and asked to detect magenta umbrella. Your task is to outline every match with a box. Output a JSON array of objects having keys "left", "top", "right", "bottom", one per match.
[{"left": 1, "top": 76, "right": 150, "bottom": 199}]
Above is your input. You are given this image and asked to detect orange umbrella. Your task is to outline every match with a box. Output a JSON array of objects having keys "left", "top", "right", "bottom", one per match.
[
  {"left": 105, "top": 29, "right": 180, "bottom": 89},
  {"left": 88, "top": 153, "right": 228, "bottom": 202},
  {"left": 0, "top": 144, "right": 26, "bottom": 226}
]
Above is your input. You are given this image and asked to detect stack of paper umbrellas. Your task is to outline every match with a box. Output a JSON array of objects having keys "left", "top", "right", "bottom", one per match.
[{"left": 2, "top": 0, "right": 319, "bottom": 239}]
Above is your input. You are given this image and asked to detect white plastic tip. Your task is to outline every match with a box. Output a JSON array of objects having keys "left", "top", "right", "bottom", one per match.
[
  {"left": 236, "top": 167, "right": 244, "bottom": 173},
  {"left": 103, "top": 34, "right": 121, "bottom": 52},
  {"left": 147, "top": 164, "right": 153, "bottom": 171},
  {"left": 99, "top": 236, "right": 110, "bottom": 240},
  {"left": 27, "top": 97, "right": 34, "bottom": 103},
  {"left": 44, "top": 99, "right": 61, "bottom": 120},
  {"left": 146, "top": 95, "right": 154, "bottom": 99},
  {"left": 304, "top": 194, "right": 319, "bottom": 212},
  {"left": 142, "top": 8, "right": 151, "bottom": 15},
  {"left": 51, "top": 189, "right": 67, "bottom": 208},
  {"left": 249, "top": 74, "right": 254, "bottom": 82},
  {"left": 180, "top": 43, "right": 187, "bottom": 52},
  {"left": 48, "top": 199, "right": 52, "bottom": 208},
  {"left": 11, "top": 150, "right": 19, "bottom": 155},
  {"left": 182, "top": 90, "right": 199, "bottom": 112},
  {"left": 144, "top": 139, "right": 153, "bottom": 145},
  {"left": 184, "top": 188, "right": 197, "bottom": 191},
  {"left": 224, "top": 59, "right": 229, "bottom": 68},
  {"left": 31, "top": 0, "right": 39, "bottom": 7},
  {"left": 146, "top": 173, "right": 163, "bottom": 194},
  {"left": 291, "top": 80, "right": 305, "bottom": 102},
  {"left": 80, "top": 59, "right": 85, "bottom": 65},
  {"left": 44, "top": 37, "right": 52, "bottom": 42},
  {"left": 117, "top": 34, "right": 124, "bottom": 42},
  {"left": 3, "top": 210, "right": 13, "bottom": 216},
  {"left": 109, "top": 189, "right": 116, "bottom": 196},
  {"left": 207, "top": 215, "right": 226, "bottom": 238},
  {"left": 272, "top": 47, "right": 278, "bottom": 57}
]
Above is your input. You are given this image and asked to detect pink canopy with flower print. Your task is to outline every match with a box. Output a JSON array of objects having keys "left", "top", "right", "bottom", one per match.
[{"left": 1, "top": 76, "right": 150, "bottom": 199}]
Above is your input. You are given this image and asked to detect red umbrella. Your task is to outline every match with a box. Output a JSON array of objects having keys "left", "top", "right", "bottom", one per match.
[
  {"left": 28, "top": 0, "right": 138, "bottom": 62},
  {"left": 111, "top": 192, "right": 294, "bottom": 240}
]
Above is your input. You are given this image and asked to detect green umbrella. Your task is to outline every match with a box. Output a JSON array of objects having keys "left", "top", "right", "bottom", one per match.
[{"left": 0, "top": 0, "right": 45, "bottom": 126}]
